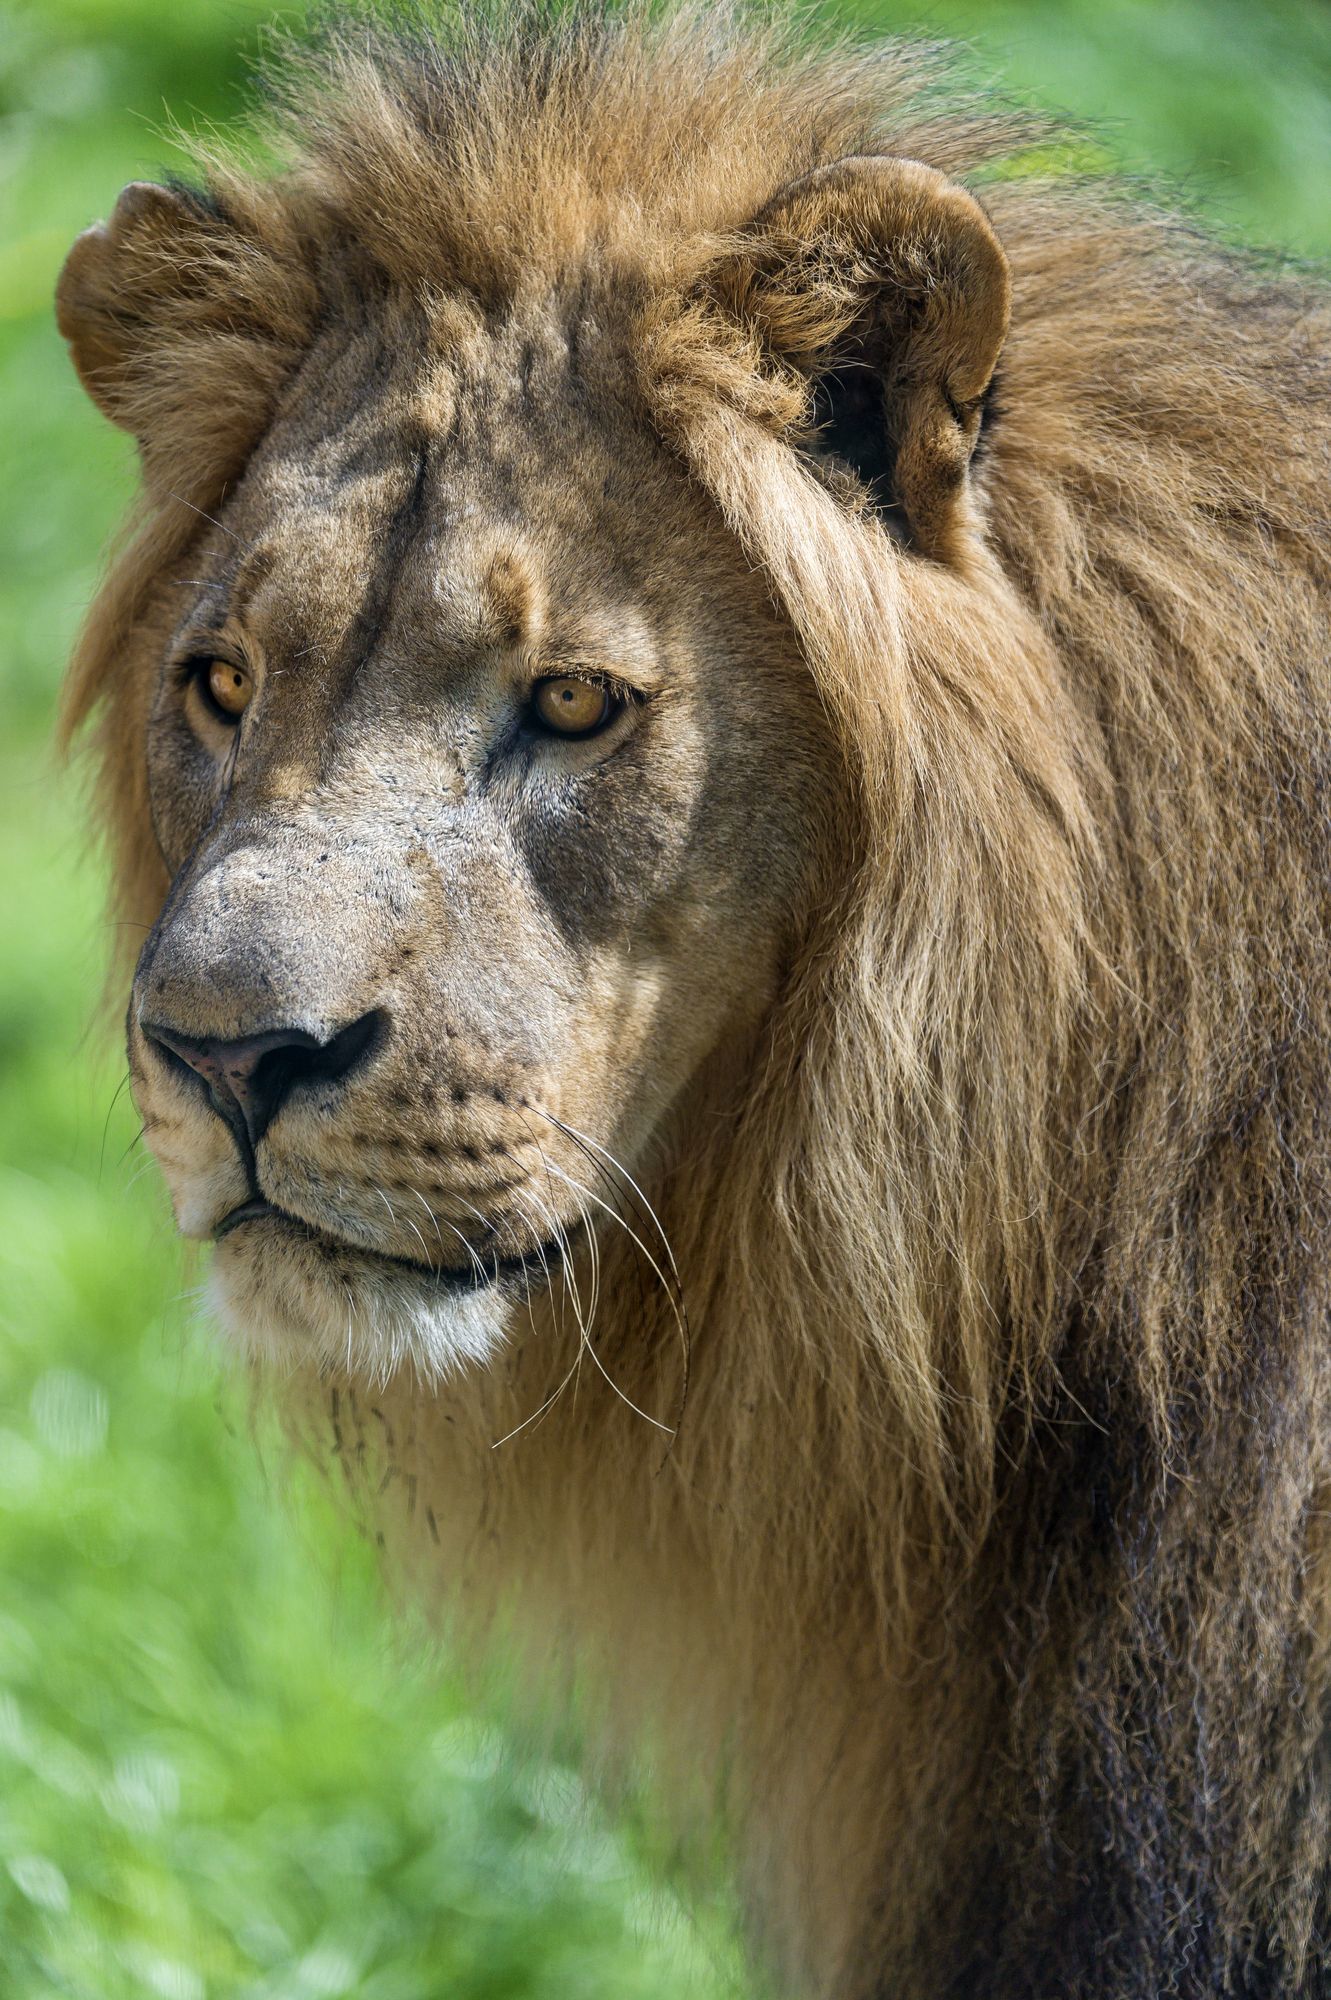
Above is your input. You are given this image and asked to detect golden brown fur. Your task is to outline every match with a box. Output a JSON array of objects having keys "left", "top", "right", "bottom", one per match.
[{"left": 57, "top": 7, "right": 1331, "bottom": 1994}]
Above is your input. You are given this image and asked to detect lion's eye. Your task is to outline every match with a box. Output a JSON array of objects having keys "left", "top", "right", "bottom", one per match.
[
  {"left": 531, "top": 675, "right": 614, "bottom": 738},
  {"left": 202, "top": 660, "right": 253, "bottom": 721}
]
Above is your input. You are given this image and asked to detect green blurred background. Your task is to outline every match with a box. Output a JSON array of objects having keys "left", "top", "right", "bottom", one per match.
[{"left": 1, "top": 1, "right": 1328, "bottom": 1993}]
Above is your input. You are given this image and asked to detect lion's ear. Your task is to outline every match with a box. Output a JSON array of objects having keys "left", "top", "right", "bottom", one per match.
[
  {"left": 56, "top": 181, "right": 314, "bottom": 491},
  {"left": 57, "top": 183, "right": 217, "bottom": 429},
  {"left": 708, "top": 156, "right": 1010, "bottom": 562}
]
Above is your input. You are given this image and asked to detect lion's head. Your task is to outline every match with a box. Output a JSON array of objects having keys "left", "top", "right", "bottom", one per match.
[
  {"left": 57, "top": 11, "right": 1087, "bottom": 1420},
  {"left": 63, "top": 201, "right": 833, "bottom": 1379}
]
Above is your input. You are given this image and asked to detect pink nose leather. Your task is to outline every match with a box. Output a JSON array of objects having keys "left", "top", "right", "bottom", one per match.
[{"left": 142, "top": 1014, "right": 379, "bottom": 1148}]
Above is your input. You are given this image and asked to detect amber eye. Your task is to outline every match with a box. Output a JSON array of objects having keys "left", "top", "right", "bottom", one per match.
[
  {"left": 203, "top": 660, "right": 253, "bottom": 721},
  {"left": 531, "top": 675, "right": 614, "bottom": 739}
]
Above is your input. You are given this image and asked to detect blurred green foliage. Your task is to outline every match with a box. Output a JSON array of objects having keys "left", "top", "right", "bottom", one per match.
[{"left": 1, "top": 1, "right": 1327, "bottom": 1992}]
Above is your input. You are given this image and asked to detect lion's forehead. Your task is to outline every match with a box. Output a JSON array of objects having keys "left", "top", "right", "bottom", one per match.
[
  {"left": 218, "top": 301, "right": 685, "bottom": 672},
  {"left": 244, "top": 294, "right": 638, "bottom": 517}
]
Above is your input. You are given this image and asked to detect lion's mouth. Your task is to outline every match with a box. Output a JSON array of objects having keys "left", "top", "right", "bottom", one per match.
[{"left": 213, "top": 1197, "right": 573, "bottom": 1294}]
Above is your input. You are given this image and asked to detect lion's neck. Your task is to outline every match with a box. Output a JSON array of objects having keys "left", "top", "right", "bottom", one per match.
[
  {"left": 312, "top": 1169, "right": 1331, "bottom": 1999},
  {"left": 314, "top": 1200, "right": 997, "bottom": 1993}
]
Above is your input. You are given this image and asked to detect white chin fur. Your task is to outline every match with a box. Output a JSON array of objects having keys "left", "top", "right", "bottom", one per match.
[{"left": 206, "top": 1222, "right": 511, "bottom": 1383}]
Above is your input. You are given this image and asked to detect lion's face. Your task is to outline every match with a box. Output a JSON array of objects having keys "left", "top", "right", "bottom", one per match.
[
  {"left": 126, "top": 301, "right": 826, "bottom": 1374},
  {"left": 61, "top": 99, "right": 1016, "bottom": 1385}
]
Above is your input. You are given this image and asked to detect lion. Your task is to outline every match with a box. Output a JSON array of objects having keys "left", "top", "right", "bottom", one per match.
[{"left": 53, "top": 4, "right": 1331, "bottom": 1994}]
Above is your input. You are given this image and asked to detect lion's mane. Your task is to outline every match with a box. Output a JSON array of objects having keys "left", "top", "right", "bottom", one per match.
[{"left": 64, "top": 8, "right": 1331, "bottom": 1995}]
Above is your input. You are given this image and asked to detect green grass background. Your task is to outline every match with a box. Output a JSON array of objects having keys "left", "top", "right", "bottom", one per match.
[{"left": 2, "top": 2, "right": 1328, "bottom": 1993}]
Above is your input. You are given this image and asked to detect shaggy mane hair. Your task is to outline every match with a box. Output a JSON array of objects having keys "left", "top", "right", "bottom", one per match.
[{"left": 64, "top": 7, "right": 1331, "bottom": 1994}]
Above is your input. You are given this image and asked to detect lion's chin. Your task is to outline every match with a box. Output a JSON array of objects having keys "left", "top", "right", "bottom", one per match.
[{"left": 206, "top": 1207, "right": 521, "bottom": 1382}]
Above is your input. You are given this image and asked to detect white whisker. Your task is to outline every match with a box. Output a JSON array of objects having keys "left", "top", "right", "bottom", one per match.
[{"left": 522, "top": 1164, "right": 672, "bottom": 1436}]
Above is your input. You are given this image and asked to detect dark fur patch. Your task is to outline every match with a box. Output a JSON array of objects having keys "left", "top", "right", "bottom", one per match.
[{"left": 808, "top": 361, "right": 911, "bottom": 544}]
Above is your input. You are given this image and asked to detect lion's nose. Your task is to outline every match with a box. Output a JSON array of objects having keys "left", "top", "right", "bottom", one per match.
[{"left": 142, "top": 1011, "right": 383, "bottom": 1149}]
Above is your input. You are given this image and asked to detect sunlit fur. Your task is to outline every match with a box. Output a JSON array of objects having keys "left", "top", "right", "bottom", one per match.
[{"left": 61, "top": 7, "right": 1331, "bottom": 1995}]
